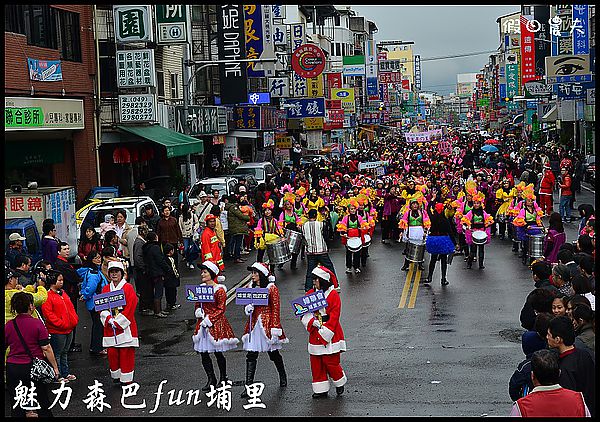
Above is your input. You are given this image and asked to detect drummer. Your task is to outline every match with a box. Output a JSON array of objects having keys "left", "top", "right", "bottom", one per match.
[
  {"left": 278, "top": 192, "right": 303, "bottom": 271},
  {"left": 512, "top": 186, "right": 544, "bottom": 265},
  {"left": 336, "top": 198, "right": 369, "bottom": 274},
  {"left": 356, "top": 193, "right": 375, "bottom": 269},
  {"left": 398, "top": 192, "right": 431, "bottom": 271},
  {"left": 461, "top": 191, "right": 494, "bottom": 269},
  {"left": 453, "top": 181, "right": 477, "bottom": 260},
  {"left": 507, "top": 181, "right": 527, "bottom": 253},
  {"left": 495, "top": 178, "right": 514, "bottom": 241},
  {"left": 254, "top": 199, "right": 284, "bottom": 273}
]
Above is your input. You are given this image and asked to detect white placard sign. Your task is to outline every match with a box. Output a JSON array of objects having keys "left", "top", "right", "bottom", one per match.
[
  {"left": 113, "top": 5, "right": 153, "bottom": 43},
  {"left": 119, "top": 94, "right": 156, "bottom": 123},
  {"left": 116, "top": 49, "right": 156, "bottom": 88}
]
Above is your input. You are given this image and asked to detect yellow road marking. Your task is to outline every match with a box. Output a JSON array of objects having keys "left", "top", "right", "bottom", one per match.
[
  {"left": 398, "top": 262, "right": 415, "bottom": 308},
  {"left": 407, "top": 267, "right": 422, "bottom": 308}
]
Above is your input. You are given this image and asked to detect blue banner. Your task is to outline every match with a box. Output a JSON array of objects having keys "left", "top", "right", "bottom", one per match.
[
  {"left": 572, "top": 5, "right": 589, "bottom": 55},
  {"left": 556, "top": 81, "right": 594, "bottom": 99},
  {"left": 244, "top": 5, "right": 264, "bottom": 77},
  {"left": 233, "top": 106, "right": 262, "bottom": 130},
  {"left": 366, "top": 77, "right": 379, "bottom": 99},
  {"left": 499, "top": 83, "right": 506, "bottom": 100},
  {"left": 27, "top": 58, "right": 63, "bottom": 82},
  {"left": 244, "top": 92, "right": 271, "bottom": 105},
  {"left": 284, "top": 98, "right": 325, "bottom": 118}
]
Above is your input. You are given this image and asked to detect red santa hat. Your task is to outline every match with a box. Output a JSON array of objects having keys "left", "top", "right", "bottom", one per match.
[
  {"left": 247, "top": 262, "right": 276, "bottom": 282},
  {"left": 311, "top": 265, "right": 339, "bottom": 290}
]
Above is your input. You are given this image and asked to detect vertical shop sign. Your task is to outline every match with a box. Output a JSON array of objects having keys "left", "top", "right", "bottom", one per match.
[
  {"left": 216, "top": 5, "right": 247, "bottom": 104},
  {"left": 520, "top": 15, "right": 537, "bottom": 82}
]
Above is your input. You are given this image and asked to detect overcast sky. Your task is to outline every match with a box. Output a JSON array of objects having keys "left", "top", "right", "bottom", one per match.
[{"left": 350, "top": 5, "right": 520, "bottom": 95}]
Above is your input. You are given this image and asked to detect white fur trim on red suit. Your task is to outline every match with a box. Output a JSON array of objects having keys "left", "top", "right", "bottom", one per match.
[
  {"left": 318, "top": 326, "right": 335, "bottom": 343},
  {"left": 331, "top": 372, "right": 347, "bottom": 387},
  {"left": 271, "top": 328, "right": 283, "bottom": 337},
  {"left": 103, "top": 326, "right": 139, "bottom": 348},
  {"left": 308, "top": 340, "right": 347, "bottom": 356},
  {"left": 110, "top": 369, "right": 121, "bottom": 380},
  {"left": 100, "top": 310, "right": 111, "bottom": 327},
  {"left": 202, "top": 316, "right": 212, "bottom": 327},
  {"left": 323, "top": 285, "right": 335, "bottom": 298},
  {"left": 120, "top": 371, "right": 134, "bottom": 383},
  {"left": 301, "top": 313, "right": 314, "bottom": 330},
  {"left": 113, "top": 313, "right": 131, "bottom": 330},
  {"left": 312, "top": 380, "right": 330, "bottom": 393}
]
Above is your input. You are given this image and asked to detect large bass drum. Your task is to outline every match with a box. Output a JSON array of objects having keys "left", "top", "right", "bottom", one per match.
[
  {"left": 266, "top": 237, "right": 292, "bottom": 265},
  {"left": 346, "top": 237, "right": 363, "bottom": 253}
]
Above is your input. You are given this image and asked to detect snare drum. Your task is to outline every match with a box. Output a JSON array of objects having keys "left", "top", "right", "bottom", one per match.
[
  {"left": 471, "top": 230, "right": 488, "bottom": 245},
  {"left": 363, "top": 234, "right": 372, "bottom": 247}
]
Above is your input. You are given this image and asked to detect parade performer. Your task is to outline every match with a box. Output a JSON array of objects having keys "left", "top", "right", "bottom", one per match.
[
  {"left": 356, "top": 192, "right": 376, "bottom": 268},
  {"left": 381, "top": 186, "right": 402, "bottom": 244},
  {"left": 538, "top": 162, "right": 556, "bottom": 216},
  {"left": 336, "top": 198, "right": 370, "bottom": 274},
  {"left": 425, "top": 203, "right": 456, "bottom": 285},
  {"left": 453, "top": 180, "right": 476, "bottom": 258},
  {"left": 495, "top": 178, "right": 514, "bottom": 241},
  {"left": 201, "top": 214, "right": 224, "bottom": 271},
  {"left": 398, "top": 192, "right": 431, "bottom": 271},
  {"left": 507, "top": 181, "right": 528, "bottom": 252},
  {"left": 301, "top": 266, "right": 347, "bottom": 398},
  {"left": 278, "top": 193, "right": 303, "bottom": 270},
  {"left": 512, "top": 186, "right": 544, "bottom": 265},
  {"left": 254, "top": 199, "right": 284, "bottom": 273},
  {"left": 304, "top": 189, "right": 325, "bottom": 216},
  {"left": 192, "top": 261, "right": 239, "bottom": 391},
  {"left": 461, "top": 191, "right": 494, "bottom": 269},
  {"left": 240, "top": 262, "right": 288, "bottom": 398},
  {"left": 99, "top": 261, "right": 138, "bottom": 385}
]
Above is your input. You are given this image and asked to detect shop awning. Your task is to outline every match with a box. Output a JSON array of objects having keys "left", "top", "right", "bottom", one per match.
[
  {"left": 541, "top": 105, "right": 557, "bottom": 122},
  {"left": 117, "top": 125, "right": 204, "bottom": 158}
]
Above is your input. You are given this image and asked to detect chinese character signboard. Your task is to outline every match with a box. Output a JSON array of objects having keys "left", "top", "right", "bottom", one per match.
[
  {"left": 234, "top": 106, "right": 261, "bottom": 130},
  {"left": 4, "top": 195, "right": 44, "bottom": 222},
  {"left": 27, "top": 58, "right": 62, "bottom": 82},
  {"left": 290, "top": 23, "right": 307, "bottom": 97},
  {"left": 114, "top": 5, "right": 153, "bottom": 43},
  {"left": 326, "top": 72, "right": 343, "bottom": 94},
  {"left": 307, "top": 75, "right": 324, "bottom": 98},
  {"left": 533, "top": 5, "right": 551, "bottom": 79},
  {"left": 524, "top": 80, "right": 553, "bottom": 98},
  {"left": 520, "top": 15, "right": 537, "bottom": 83},
  {"left": 185, "top": 285, "right": 215, "bottom": 303},
  {"left": 217, "top": 5, "right": 247, "bottom": 104},
  {"left": 235, "top": 288, "right": 270, "bottom": 306},
  {"left": 119, "top": 94, "right": 156, "bottom": 123},
  {"left": 5, "top": 97, "right": 84, "bottom": 131},
  {"left": 260, "top": 106, "right": 276, "bottom": 130},
  {"left": 304, "top": 117, "right": 323, "bottom": 130},
  {"left": 556, "top": 81, "right": 594, "bottom": 99},
  {"left": 331, "top": 89, "right": 356, "bottom": 113},
  {"left": 324, "top": 109, "right": 344, "bottom": 130},
  {"left": 284, "top": 98, "right": 325, "bottom": 118},
  {"left": 275, "top": 109, "right": 287, "bottom": 133},
  {"left": 276, "top": 136, "right": 293, "bottom": 149},
  {"left": 292, "top": 44, "right": 326, "bottom": 78},
  {"left": 176, "top": 105, "right": 227, "bottom": 135},
  {"left": 572, "top": 5, "right": 589, "bottom": 55},
  {"left": 290, "top": 290, "right": 328, "bottom": 316},
  {"left": 505, "top": 62, "right": 519, "bottom": 99},
  {"left": 545, "top": 54, "right": 592, "bottom": 83},
  {"left": 93, "top": 290, "right": 126, "bottom": 312},
  {"left": 272, "top": 4, "right": 285, "bottom": 19},
  {"left": 155, "top": 4, "right": 188, "bottom": 44},
  {"left": 366, "top": 77, "right": 379, "bottom": 101},
  {"left": 414, "top": 55, "right": 421, "bottom": 90},
  {"left": 379, "top": 72, "right": 402, "bottom": 83},
  {"left": 116, "top": 49, "right": 155, "bottom": 88},
  {"left": 268, "top": 77, "right": 290, "bottom": 98},
  {"left": 244, "top": 5, "right": 264, "bottom": 77},
  {"left": 273, "top": 24, "right": 287, "bottom": 46}
]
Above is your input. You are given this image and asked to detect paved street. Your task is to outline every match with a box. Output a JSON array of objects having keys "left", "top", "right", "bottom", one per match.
[{"left": 5, "top": 187, "right": 592, "bottom": 417}]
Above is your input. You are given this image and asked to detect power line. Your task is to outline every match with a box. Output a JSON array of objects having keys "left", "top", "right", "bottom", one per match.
[{"left": 421, "top": 50, "right": 498, "bottom": 62}]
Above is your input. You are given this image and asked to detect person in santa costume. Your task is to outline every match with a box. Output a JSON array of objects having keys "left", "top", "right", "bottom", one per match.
[
  {"left": 240, "top": 262, "right": 289, "bottom": 398},
  {"left": 192, "top": 261, "right": 239, "bottom": 392},
  {"left": 201, "top": 214, "right": 224, "bottom": 271},
  {"left": 538, "top": 162, "right": 556, "bottom": 217},
  {"left": 99, "top": 260, "right": 139, "bottom": 385},
  {"left": 301, "top": 265, "right": 347, "bottom": 398}
]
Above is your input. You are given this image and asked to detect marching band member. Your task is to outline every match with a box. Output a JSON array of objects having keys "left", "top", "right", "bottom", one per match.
[
  {"left": 425, "top": 202, "right": 457, "bottom": 285},
  {"left": 241, "top": 262, "right": 288, "bottom": 398},
  {"left": 192, "top": 261, "right": 239, "bottom": 392},
  {"left": 336, "top": 198, "right": 370, "bottom": 274},
  {"left": 461, "top": 191, "right": 494, "bottom": 269},
  {"left": 398, "top": 192, "right": 431, "bottom": 271},
  {"left": 278, "top": 193, "right": 303, "bottom": 270},
  {"left": 254, "top": 199, "right": 283, "bottom": 273},
  {"left": 453, "top": 181, "right": 476, "bottom": 259},
  {"left": 100, "top": 261, "right": 139, "bottom": 385},
  {"left": 357, "top": 193, "right": 375, "bottom": 268},
  {"left": 495, "top": 179, "right": 514, "bottom": 241},
  {"left": 512, "top": 186, "right": 544, "bottom": 265},
  {"left": 507, "top": 181, "right": 527, "bottom": 253},
  {"left": 301, "top": 266, "right": 347, "bottom": 398}
]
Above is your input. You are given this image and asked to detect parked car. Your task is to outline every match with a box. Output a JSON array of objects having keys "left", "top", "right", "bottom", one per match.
[
  {"left": 76, "top": 199, "right": 104, "bottom": 233},
  {"left": 189, "top": 177, "right": 238, "bottom": 206},
  {"left": 4, "top": 218, "right": 43, "bottom": 265},
  {"left": 232, "top": 162, "right": 277, "bottom": 187},
  {"left": 81, "top": 197, "right": 159, "bottom": 234},
  {"left": 228, "top": 174, "right": 259, "bottom": 193},
  {"left": 300, "top": 154, "right": 331, "bottom": 166},
  {"left": 142, "top": 175, "right": 178, "bottom": 204},
  {"left": 78, "top": 186, "right": 119, "bottom": 209},
  {"left": 584, "top": 155, "right": 595, "bottom": 186}
]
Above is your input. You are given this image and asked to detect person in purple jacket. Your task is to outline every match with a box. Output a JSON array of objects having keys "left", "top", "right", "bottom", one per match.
[
  {"left": 41, "top": 221, "right": 60, "bottom": 265},
  {"left": 543, "top": 212, "right": 566, "bottom": 265},
  {"left": 381, "top": 185, "right": 401, "bottom": 244}
]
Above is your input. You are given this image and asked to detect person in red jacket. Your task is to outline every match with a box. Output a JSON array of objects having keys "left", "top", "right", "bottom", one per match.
[
  {"left": 100, "top": 261, "right": 139, "bottom": 385},
  {"left": 558, "top": 167, "right": 573, "bottom": 223},
  {"left": 300, "top": 265, "right": 347, "bottom": 398},
  {"left": 538, "top": 162, "right": 556, "bottom": 216},
  {"left": 510, "top": 349, "right": 591, "bottom": 417},
  {"left": 41, "top": 271, "right": 79, "bottom": 383},
  {"left": 201, "top": 214, "right": 224, "bottom": 271}
]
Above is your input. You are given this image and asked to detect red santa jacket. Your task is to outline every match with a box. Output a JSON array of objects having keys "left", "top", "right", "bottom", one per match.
[
  {"left": 243, "top": 283, "right": 287, "bottom": 342},
  {"left": 193, "top": 284, "right": 237, "bottom": 342},
  {"left": 201, "top": 227, "right": 224, "bottom": 270},
  {"left": 100, "top": 279, "right": 139, "bottom": 348},
  {"left": 301, "top": 286, "right": 346, "bottom": 355},
  {"left": 539, "top": 170, "right": 556, "bottom": 194}
]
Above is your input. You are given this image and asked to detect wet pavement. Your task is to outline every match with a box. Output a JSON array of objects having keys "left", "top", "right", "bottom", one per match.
[{"left": 5, "top": 186, "right": 593, "bottom": 416}]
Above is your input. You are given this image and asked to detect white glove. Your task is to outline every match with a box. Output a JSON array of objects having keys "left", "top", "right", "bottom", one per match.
[
  {"left": 195, "top": 307, "right": 205, "bottom": 319},
  {"left": 312, "top": 319, "right": 321, "bottom": 329},
  {"left": 200, "top": 319, "right": 208, "bottom": 328},
  {"left": 108, "top": 319, "right": 117, "bottom": 329},
  {"left": 244, "top": 304, "right": 254, "bottom": 316}
]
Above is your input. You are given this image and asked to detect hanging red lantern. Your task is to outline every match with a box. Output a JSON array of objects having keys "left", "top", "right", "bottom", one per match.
[
  {"left": 113, "top": 146, "right": 131, "bottom": 164},
  {"left": 130, "top": 145, "right": 139, "bottom": 163}
]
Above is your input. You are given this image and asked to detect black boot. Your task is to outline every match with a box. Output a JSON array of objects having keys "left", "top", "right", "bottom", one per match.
[
  {"left": 401, "top": 259, "right": 409, "bottom": 271},
  {"left": 269, "top": 351, "right": 287, "bottom": 387},
  {"left": 200, "top": 354, "right": 217, "bottom": 392},
  {"left": 441, "top": 278, "right": 449, "bottom": 286},
  {"left": 467, "top": 256, "right": 473, "bottom": 269},
  {"left": 215, "top": 352, "right": 228, "bottom": 385},
  {"left": 336, "top": 386, "right": 344, "bottom": 395},
  {"left": 241, "top": 354, "right": 258, "bottom": 398}
]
